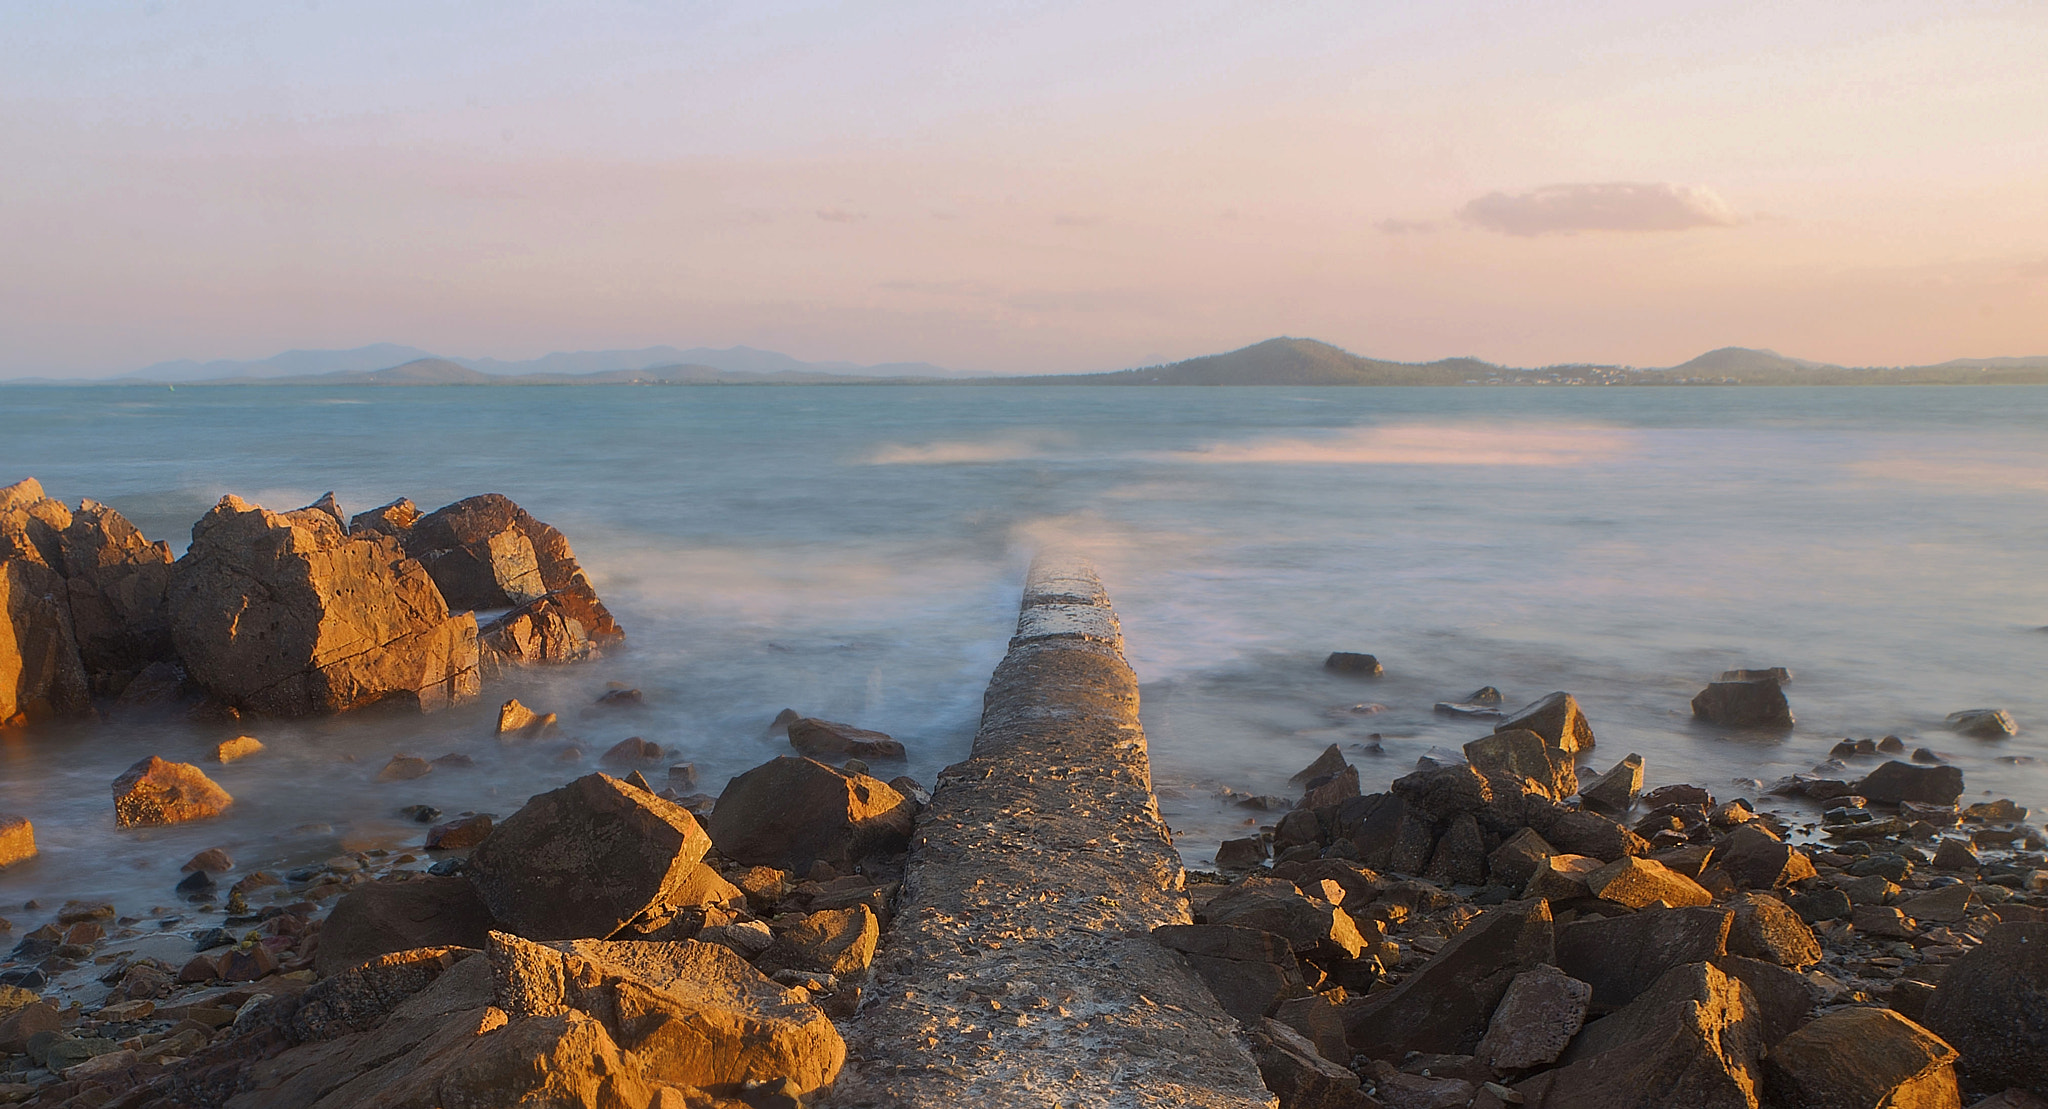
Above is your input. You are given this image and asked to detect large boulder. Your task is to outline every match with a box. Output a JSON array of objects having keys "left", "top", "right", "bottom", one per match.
[
  {"left": 111, "top": 756, "right": 232, "bottom": 827},
  {"left": 1531, "top": 804, "right": 1650, "bottom": 862},
  {"left": 468, "top": 773, "right": 713, "bottom": 940},
  {"left": 1465, "top": 729, "right": 1578, "bottom": 802},
  {"left": 1520, "top": 961, "right": 1763, "bottom": 1109},
  {"left": 1495, "top": 692, "right": 1596, "bottom": 756},
  {"left": 55, "top": 498, "right": 175, "bottom": 688},
  {"left": 1763, "top": 1006, "right": 1960, "bottom": 1109},
  {"left": 1344, "top": 898, "right": 1555, "bottom": 1059},
  {"left": 168, "top": 495, "right": 480, "bottom": 716},
  {"left": 1331, "top": 792, "right": 1437, "bottom": 874},
  {"left": 1250, "top": 1019, "right": 1378, "bottom": 1108},
  {"left": 401, "top": 494, "right": 622, "bottom": 650},
  {"left": 1715, "top": 823, "right": 1817, "bottom": 889},
  {"left": 1724, "top": 893, "right": 1821, "bottom": 969},
  {"left": 490, "top": 930, "right": 845, "bottom": 1095},
  {"left": 1154, "top": 924, "right": 1308, "bottom": 1022},
  {"left": 1, "top": 556, "right": 89, "bottom": 727},
  {"left": 1477, "top": 963, "right": 1592, "bottom": 1071},
  {"left": 479, "top": 595, "right": 597, "bottom": 664},
  {"left": 787, "top": 717, "right": 907, "bottom": 760},
  {"left": 1856, "top": 761, "right": 1966, "bottom": 807},
  {"left": 1201, "top": 876, "right": 1366, "bottom": 959},
  {"left": 706, "top": 756, "right": 916, "bottom": 873},
  {"left": 0, "top": 814, "right": 34, "bottom": 868},
  {"left": 315, "top": 877, "right": 495, "bottom": 976},
  {"left": 1922, "top": 921, "right": 2048, "bottom": 1096},
  {"left": 1581, "top": 753, "right": 1645, "bottom": 814},
  {"left": 1555, "top": 905, "right": 1732, "bottom": 1010},
  {"left": 293, "top": 946, "right": 479, "bottom": 1040},
  {"left": 1584, "top": 856, "right": 1713, "bottom": 910},
  {"left": 1691, "top": 678, "right": 1793, "bottom": 728},
  {"left": 1946, "top": 708, "right": 2018, "bottom": 739}
]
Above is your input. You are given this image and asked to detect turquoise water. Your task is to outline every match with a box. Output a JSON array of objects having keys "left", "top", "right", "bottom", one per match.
[{"left": 0, "top": 384, "right": 2044, "bottom": 910}]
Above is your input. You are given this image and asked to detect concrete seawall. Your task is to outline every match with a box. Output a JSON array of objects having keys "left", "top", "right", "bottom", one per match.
[{"left": 826, "top": 559, "right": 1276, "bottom": 1107}]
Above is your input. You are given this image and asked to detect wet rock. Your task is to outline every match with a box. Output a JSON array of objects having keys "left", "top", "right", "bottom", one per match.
[
  {"left": 1521, "top": 961, "right": 1762, "bottom": 1109},
  {"left": 1324, "top": 651, "right": 1383, "bottom": 676},
  {"left": 376, "top": 755, "right": 433, "bottom": 782},
  {"left": 1532, "top": 805, "right": 1650, "bottom": 862},
  {"left": 1494, "top": 692, "right": 1596, "bottom": 756},
  {"left": 490, "top": 930, "right": 844, "bottom": 1095},
  {"left": 1781, "top": 888, "right": 1849, "bottom": 927},
  {"left": 1853, "top": 905, "right": 1917, "bottom": 938},
  {"left": 1204, "top": 876, "right": 1366, "bottom": 959},
  {"left": 1302, "top": 765, "right": 1362, "bottom": 810},
  {"left": 1922, "top": 921, "right": 2048, "bottom": 1096},
  {"left": 1691, "top": 678, "right": 1793, "bottom": 728},
  {"left": 495, "top": 697, "right": 555, "bottom": 735},
  {"left": 425, "top": 813, "right": 493, "bottom": 850},
  {"left": 1525, "top": 853, "right": 1603, "bottom": 902},
  {"left": 1556, "top": 904, "right": 1733, "bottom": 1009},
  {"left": 316, "top": 876, "right": 494, "bottom": 975},
  {"left": 1251, "top": 1018, "right": 1377, "bottom": 1108},
  {"left": 1720, "top": 667, "right": 1791, "bottom": 684},
  {"left": 1764, "top": 1006, "right": 1960, "bottom": 1109},
  {"left": 1477, "top": 963, "right": 1592, "bottom": 1071},
  {"left": 1581, "top": 753, "right": 1645, "bottom": 814},
  {"left": 403, "top": 493, "right": 623, "bottom": 647},
  {"left": 177, "top": 869, "right": 217, "bottom": 899},
  {"left": 1947, "top": 708, "right": 2018, "bottom": 739},
  {"left": 111, "top": 756, "right": 232, "bottom": 826},
  {"left": 600, "top": 736, "right": 663, "bottom": 765},
  {"left": 0, "top": 557, "right": 90, "bottom": 726},
  {"left": 1215, "top": 836, "right": 1268, "bottom": 871},
  {"left": 0, "top": 815, "right": 34, "bottom": 868},
  {"left": 1436, "top": 700, "right": 1507, "bottom": 720},
  {"left": 1465, "top": 729, "right": 1578, "bottom": 802},
  {"left": 0, "top": 1000, "right": 59, "bottom": 1053},
  {"left": 1345, "top": 898, "right": 1555, "bottom": 1059},
  {"left": 787, "top": 717, "right": 906, "bottom": 760},
  {"left": 168, "top": 494, "right": 481, "bottom": 715},
  {"left": 759, "top": 905, "right": 880, "bottom": 979},
  {"left": 1857, "top": 761, "right": 1966, "bottom": 807},
  {"left": 706, "top": 756, "right": 915, "bottom": 874},
  {"left": 1156, "top": 924, "right": 1309, "bottom": 1021},
  {"left": 218, "top": 944, "right": 279, "bottom": 981},
  {"left": 1725, "top": 893, "right": 1821, "bottom": 969},
  {"left": 1716, "top": 823, "right": 1817, "bottom": 889},
  {"left": 469, "top": 772, "right": 713, "bottom": 941},
  {"left": 1489, "top": 827, "right": 1556, "bottom": 893},
  {"left": 1585, "top": 856, "right": 1713, "bottom": 909},
  {"left": 1424, "top": 811, "right": 1488, "bottom": 887},
  {"left": 212, "top": 735, "right": 264, "bottom": 762},
  {"left": 1901, "top": 883, "right": 1973, "bottom": 924}
]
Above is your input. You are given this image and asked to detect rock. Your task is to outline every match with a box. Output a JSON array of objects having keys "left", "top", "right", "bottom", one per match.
[
  {"left": 1857, "top": 761, "right": 1966, "bottom": 807},
  {"left": 1494, "top": 692, "right": 1596, "bottom": 756},
  {"left": 53, "top": 498, "right": 177, "bottom": 686},
  {"left": 495, "top": 697, "right": 555, "bottom": 735},
  {"left": 1643, "top": 783, "right": 1713, "bottom": 808},
  {"left": 403, "top": 493, "right": 622, "bottom": 647},
  {"left": 1947, "top": 709, "right": 2018, "bottom": 739},
  {"left": 0, "top": 557, "right": 90, "bottom": 726},
  {"left": 167, "top": 494, "right": 481, "bottom": 715},
  {"left": 1933, "top": 839, "right": 1981, "bottom": 870},
  {"left": 787, "top": 717, "right": 906, "bottom": 760},
  {"left": 1764, "top": 1007, "right": 1960, "bottom": 1109},
  {"left": 1901, "top": 883, "right": 1973, "bottom": 924},
  {"left": 218, "top": 944, "right": 279, "bottom": 981},
  {"left": 1520, "top": 961, "right": 1762, "bottom": 1109},
  {"left": 1525, "top": 853, "right": 1603, "bottom": 902},
  {"left": 0, "top": 815, "right": 33, "bottom": 868},
  {"left": 1786, "top": 887, "right": 1852, "bottom": 923},
  {"left": 1465, "top": 729, "right": 1578, "bottom": 802},
  {"left": 1332, "top": 792, "right": 1437, "bottom": 875},
  {"left": 425, "top": 813, "right": 493, "bottom": 850},
  {"left": 1922, "top": 922, "right": 2048, "bottom": 1096},
  {"left": 490, "top": 930, "right": 844, "bottom": 1094},
  {"left": 1302, "top": 765, "right": 1362, "bottom": 810},
  {"left": 1585, "top": 856, "right": 1713, "bottom": 909},
  {"left": 1556, "top": 905, "right": 1732, "bottom": 1010},
  {"left": 1581, "top": 753, "right": 1645, "bottom": 814},
  {"left": 316, "top": 876, "right": 495, "bottom": 975},
  {"left": 759, "top": 906, "right": 880, "bottom": 978},
  {"left": 292, "top": 946, "right": 477, "bottom": 1041},
  {"left": 1155, "top": 924, "right": 1308, "bottom": 1021},
  {"left": 1274, "top": 992, "right": 1353, "bottom": 1066},
  {"left": 1324, "top": 652, "right": 1383, "bottom": 676},
  {"left": 376, "top": 755, "right": 433, "bottom": 781},
  {"left": 1720, "top": 667, "right": 1791, "bottom": 684},
  {"left": 212, "top": 735, "right": 264, "bottom": 762},
  {"left": 481, "top": 594, "right": 602, "bottom": 664},
  {"left": 0, "top": 1000, "right": 59, "bottom": 1054},
  {"left": 1393, "top": 763, "right": 1497, "bottom": 823},
  {"left": 111, "top": 756, "right": 232, "bottom": 826},
  {"left": 1691, "top": 679, "right": 1794, "bottom": 728},
  {"left": 347, "top": 497, "right": 420, "bottom": 538},
  {"left": 601, "top": 736, "right": 663, "bottom": 765},
  {"left": 469, "top": 772, "right": 713, "bottom": 941},
  {"left": 706, "top": 756, "right": 915, "bottom": 873},
  {"left": 1251, "top": 1018, "right": 1377, "bottom": 1109},
  {"left": 1715, "top": 823, "right": 1818, "bottom": 889},
  {"left": 1534, "top": 806, "right": 1650, "bottom": 862},
  {"left": 1725, "top": 893, "right": 1821, "bottom": 969},
  {"left": 1368, "top": 1061, "right": 1478, "bottom": 1109},
  {"left": 1477, "top": 964, "right": 1592, "bottom": 1071},
  {"left": 1216, "top": 836, "right": 1269, "bottom": 871},
  {"left": 1344, "top": 899, "right": 1555, "bottom": 1060},
  {"left": 1424, "top": 811, "right": 1488, "bottom": 887},
  {"left": 1963, "top": 1092, "right": 2048, "bottom": 1109},
  {"left": 1711, "top": 955, "right": 1813, "bottom": 1045},
  {"left": 1489, "top": 828, "right": 1556, "bottom": 893},
  {"left": 1203, "top": 876, "right": 1366, "bottom": 959},
  {"left": 1853, "top": 905, "right": 1917, "bottom": 938}
]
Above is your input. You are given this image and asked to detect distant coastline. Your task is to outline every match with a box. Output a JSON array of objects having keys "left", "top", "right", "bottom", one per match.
[{"left": 10, "top": 337, "right": 2048, "bottom": 387}]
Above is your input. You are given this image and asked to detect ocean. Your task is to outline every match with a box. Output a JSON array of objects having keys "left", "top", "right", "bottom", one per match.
[{"left": 1, "top": 383, "right": 2044, "bottom": 911}]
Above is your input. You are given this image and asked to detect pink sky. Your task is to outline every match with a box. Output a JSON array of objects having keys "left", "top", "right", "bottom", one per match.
[{"left": 4, "top": 1, "right": 2046, "bottom": 376}]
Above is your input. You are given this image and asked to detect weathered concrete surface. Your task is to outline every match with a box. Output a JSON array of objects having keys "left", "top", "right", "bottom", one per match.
[{"left": 825, "top": 559, "right": 1276, "bottom": 1108}]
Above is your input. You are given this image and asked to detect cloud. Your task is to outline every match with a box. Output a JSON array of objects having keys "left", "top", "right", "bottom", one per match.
[
  {"left": 816, "top": 207, "right": 866, "bottom": 223},
  {"left": 1459, "top": 182, "right": 1739, "bottom": 237},
  {"left": 865, "top": 432, "right": 1072, "bottom": 465},
  {"left": 1376, "top": 218, "right": 1443, "bottom": 235},
  {"left": 1167, "top": 422, "right": 1635, "bottom": 466},
  {"left": 1053, "top": 213, "right": 1100, "bottom": 227}
]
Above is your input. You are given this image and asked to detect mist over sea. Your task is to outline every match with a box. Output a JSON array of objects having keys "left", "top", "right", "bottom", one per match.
[{"left": 1, "top": 383, "right": 2044, "bottom": 910}]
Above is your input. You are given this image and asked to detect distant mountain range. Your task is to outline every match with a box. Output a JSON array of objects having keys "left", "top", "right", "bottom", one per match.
[{"left": 9, "top": 338, "right": 2048, "bottom": 387}]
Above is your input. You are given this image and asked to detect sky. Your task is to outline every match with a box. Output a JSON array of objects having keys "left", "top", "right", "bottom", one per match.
[{"left": 4, "top": 0, "right": 2047, "bottom": 377}]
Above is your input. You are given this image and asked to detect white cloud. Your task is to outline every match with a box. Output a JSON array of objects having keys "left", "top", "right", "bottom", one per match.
[{"left": 1460, "top": 182, "right": 1739, "bottom": 236}]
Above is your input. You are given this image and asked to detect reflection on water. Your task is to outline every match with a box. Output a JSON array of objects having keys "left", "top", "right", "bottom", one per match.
[{"left": 0, "top": 384, "right": 2042, "bottom": 916}]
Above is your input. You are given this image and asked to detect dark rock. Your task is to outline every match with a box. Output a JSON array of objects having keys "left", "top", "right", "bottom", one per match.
[
  {"left": 1853, "top": 905, "right": 1916, "bottom": 938},
  {"left": 176, "top": 870, "right": 216, "bottom": 899},
  {"left": 1392, "top": 763, "right": 1495, "bottom": 823},
  {"left": 346, "top": 497, "right": 418, "bottom": 537},
  {"left": 599, "top": 736, "right": 663, "bottom": 765},
  {"left": 1344, "top": 898, "right": 1555, "bottom": 1059},
  {"left": 1494, "top": 692, "right": 1596, "bottom": 756},
  {"left": 1155, "top": 924, "right": 1308, "bottom": 1021},
  {"left": 706, "top": 756, "right": 915, "bottom": 874},
  {"left": 1423, "top": 812, "right": 1488, "bottom": 887},
  {"left": 1922, "top": 922, "right": 2048, "bottom": 1096},
  {"left": 1715, "top": 823, "right": 1818, "bottom": 889},
  {"left": 1525, "top": 853, "right": 1602, "bottom": 902},
  {"left": 1556, "top": 904, "right": 1732, "bottom": 1010},
  {"left": 1691, "top": 679, "right": 1793, "bottom": 728},
  {"left": 468, "top": 772, "right": 713, "bottom": 941},
  {"left": 1331, "top": 793, "right": 1433, "bottom": 874},
  {"left": 1764, "top": 1007, "right": 1960, "bottom": 1109},
  {"left": 1251, "top": 1018, "right": 1377, "bottom": 1108},
  {"left": 1489, "top": 828, "right": 1556, "bottom": 893},
  {"left": 1581, "top": 754, "right": 1645, "bottom": 814},
  {"left": 1532, "top": 805, "right": 1649, "bottom": 862},
  {"left": 1203, "top": 876, "right": 1365, "bottom": 959},
  {"left": 1947, "top": 708, "right": 2018, "bottom": 739},
  {"left": 1785, "top": 887, "right": 1852, "bottom": 923},
  {"left": 403, "top": 493, "right": 622, "bottom": 646},
  {"left": 1292, "top": 744, "right": 1350, "bottom": 786},
  {"left": 315, "top": 876, "right": 493, "bottom": 976},
  {"left": 376, "top": 754, "right": 433, "bottom": 782},
  {"left": 1725, "top": 893, "right": 1821, "bottom": 969},
  {"left": 1477, "top": 963, "right": 1591, "bottom": 1071},
  {"left": 787, "top": 717, "right": 906, "bottom": 760},
  {"left": 1215, "top": 836, "right": 1270, "bottom": 872},
  {"left": 1584, "top": 856, "right": 1713, "bottom": 909},
  {"left": 1464, "top": 729, "right": 1577, "bottom": 802},
  {"left": 1641, "top": 783, "right": 1713, "bottom": 808},
  {"left": 1711, "top": 954, "right": 1813, "bottom": 1045},
  {"left": 1302, "top": 765, "right": 1361, "bottom": 810},
  {"left": 292, "top": 946, "right": 477, "bottom": 1040},
  {"left": 1520, "top": 960, "right": 1762, "bottom": 1109},
  {"left": 425, "top": 813, "right": 492, "bottom": 850},
  {"left": 595, "top": 687, "right": 643, "bottom": 707},
  {"left": 1857, "top": 761, "right": 1966, "bottom": 807},
  {"left": 1324, "top": 652, "right": 1383, "bottom": 676}
]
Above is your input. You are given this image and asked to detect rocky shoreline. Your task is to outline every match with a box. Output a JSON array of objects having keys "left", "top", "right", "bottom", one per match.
[{"left": 2, "top": 484, "right": 2045, "bottom": 1107}]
